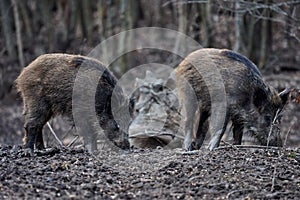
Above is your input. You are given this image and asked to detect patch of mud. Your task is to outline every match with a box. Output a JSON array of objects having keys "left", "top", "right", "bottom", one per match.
[{"left": 0, "top": 145, "right": 299, "bottom": 199}]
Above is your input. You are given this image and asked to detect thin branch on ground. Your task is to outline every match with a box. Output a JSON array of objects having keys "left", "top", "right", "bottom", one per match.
[
  {"left": 271, "top": 165, "right": 277, "bottom": 192},
  {"left": 176, "top": 149, "right": 201, "bottom": 155},
  {"left": 216, "top": 145, "right": 282, "bottom": 151},
  {"left": 267, "top": 109, "right": 281, "bottom": 148},
  {"left": 67, "top": 135, "right": 79, "bottom": 147},
  {"left": 220, "top": 140, "right": 238, "bottom": 150},
  {"left": 226, "top": 189, "right": 255, "bottom": 199},
  {"left": 47, "top": 122, "right": 64, "bottom": 147},
  {"left": 283, "top": 126, "right": 292, "bottom": 149}
]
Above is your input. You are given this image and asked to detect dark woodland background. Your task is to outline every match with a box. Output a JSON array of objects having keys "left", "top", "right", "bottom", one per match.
[
  {"left": 0, "top": 0, "right": 299, "bottom": 146},
  {"left": 1, "top": 0, "right": 300, "bottom": 96}
]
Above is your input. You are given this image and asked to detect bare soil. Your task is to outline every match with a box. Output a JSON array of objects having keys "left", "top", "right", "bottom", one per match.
[{"left": 0, "top": 145, "right": 299, "bottom": 199}]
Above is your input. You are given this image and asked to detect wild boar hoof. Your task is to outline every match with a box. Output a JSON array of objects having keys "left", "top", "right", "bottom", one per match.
[
  {"left": 23, "top": 148, "right": 34, "bottom": 157},
  {"left": 36, "top": 144, "right": 45, "bottom": 150},
  {"left": 185, "top": 141, "right": 198, "bottom": 151}
]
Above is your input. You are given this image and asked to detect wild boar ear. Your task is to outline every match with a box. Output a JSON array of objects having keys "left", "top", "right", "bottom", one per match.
[
  {"left": 279, "top": 88, "right": 292, "bottom": 107},
  {"left": 253, "top": 87, "right": 267, "bottom": 111},
  {"left": 129, "top": 95, "right": 135, "bottom": 109},
  {"left": 165, "top": 70, "right": 177, "bottom": 91}
]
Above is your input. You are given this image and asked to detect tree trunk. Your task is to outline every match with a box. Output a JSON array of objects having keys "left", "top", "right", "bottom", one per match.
[
  {"left": 258, "top": 0, "right": 269, "bottom": 69},
  {"left": 118, "top": 0, "right": 135, "bottom": 74},
  {"left": 78, "top": 0, "right": 93, "bottom": 44},
  {"left": 118, "top": 0, "right": 128, "bottom": 74},
  {"left": 67, "top": 0, "right": 78, "bottom": 44},
  {"left": 234, "top": 0, "right": 244, "bottom": 53},
  {"left": 201, "top": 0, "right": 213, "bottom": 47},
  {"left": 245, "top": 14, "right": 256, "bottom": 58},
  {"left": 39, "top": 0, "right": 54, "bottom": 52},
  {"left": 173, "top": 0, "right": 188, "bottom": 63},
  {"left": 19, "top": 1, "right": 33, "bottom": 39},
  {"left": 11, "top": 0, "right": 25, "bottom": 67},
  {"left": 191, "top": 5, "right": 201, "bottom": 43},
  {"left": 0, "top": 0, "right": 16, "bottom": 59},
  {"left": 97, "top": 0, "right": 107, "bottom": 40},
  {"left": 106, "top": 0, "right": 114, "bottom": 37}
]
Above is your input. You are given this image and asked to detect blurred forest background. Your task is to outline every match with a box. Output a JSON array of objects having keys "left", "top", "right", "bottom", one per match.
[
  {"left": 0, "top": 0, "right": 299, "bottom": 146},
  {"left": 1, "top": 0, "right": 300, "bottom": 97}
]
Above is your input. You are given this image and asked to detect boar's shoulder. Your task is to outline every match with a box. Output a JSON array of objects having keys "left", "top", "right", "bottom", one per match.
[{"left": 221, "top": 50, "right": 262, "bottom": 77}]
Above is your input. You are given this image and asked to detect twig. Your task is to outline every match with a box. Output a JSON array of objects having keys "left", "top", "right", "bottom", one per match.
[
  {"left": 35, "top": 147, "right": 60, "bottom": 156},
  {"left": 11, "top": 0, "right": 25, "bottom": 67},
  {"left": 267, "top": 109, "right": 281, "bottom": 148},
  {"left": 220, "top": 140, "right": 238, "bottom": 150},
  {"left": 129, "top": 132, "right": 184, "bottom": 140},
  {"left": 270, "top": 153, "right": 285, "bottom": 193},
  {"left": 266, "top": 191, "right": 300, "bottom": 198},
  {"left": 283, "top": 126, "right": 292, "bottom": 149},
  {"left": 176, "top": 149, "right": 201, "bottom": 155},
  {"left": 67, "top": 135, "right": 79, "bottom": 147},
  {"left": 47, "top": 122, "right": 64, "bottom": 147},
  {"left": 226, "top": 189, "right": 255, "bottom": 199},
  {"left": 215, "top": 145, "right": 282, "bottom": 151},
  {"left": 271, "top": 165, "right": 277, "bottom": 192},
  {"left": 270, "top": 126, "right": 294, "bottom": 193}
]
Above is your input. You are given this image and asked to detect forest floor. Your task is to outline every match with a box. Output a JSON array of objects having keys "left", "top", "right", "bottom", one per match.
[
  {"left": 0, "top": 145, "right": 299, "bottom": 199},
  {"left": 0, "top": 72, "right": 299, "bottom": 199}
]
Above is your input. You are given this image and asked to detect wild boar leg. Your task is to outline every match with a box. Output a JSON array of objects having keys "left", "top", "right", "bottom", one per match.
[
  {"left": 35, "top": 127, "right": 45, "bottom": 150},
  {"left": 23, "top": 122, "right": 38, "bottom": 150},
  {"left": 195, "top": 111, "right": 209, "bottom": 149},
  {"left": 208, "top": 117, "right": 229, "bottom": 150},
  {"left": 23, "top": 99, "right": 51, "bottom": 151},
  {"left": 232, "top": 122, "right": 243, "bottom": 145},
  {"left": 24, "top": 119, "right": 45, "bottom": 150},
  {"left": 182, "top": 97, "right": 199, "bottom": 151}
]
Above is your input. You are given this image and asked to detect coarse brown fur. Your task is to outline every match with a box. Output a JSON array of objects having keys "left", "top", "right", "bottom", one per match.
[
  {"left": 16, "top": 53, "right": 131, "bottom": 152},
  {"left": 176, "top": 48, "right": 290, "bottom": 150}
]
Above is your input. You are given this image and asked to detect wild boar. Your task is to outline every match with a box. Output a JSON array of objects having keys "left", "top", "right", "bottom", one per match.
[
  {"left": 16, "top": 53, "right": 132, "bottom": 153},
  {"left": 176, "top": 48, "right": 290, "bottom": 150}
]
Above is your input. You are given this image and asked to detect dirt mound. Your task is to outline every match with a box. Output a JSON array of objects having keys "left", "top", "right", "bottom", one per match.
[{"left": 0, "top": 145, "right": 299, "bottom": 199}]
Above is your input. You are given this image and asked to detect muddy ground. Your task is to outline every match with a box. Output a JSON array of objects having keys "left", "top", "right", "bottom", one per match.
[
  {"left": 0, "top": 72, "right": 300, "bottom": 199},
  {"left": 0, "top": 145, "right": 299, "bottom": 199}
]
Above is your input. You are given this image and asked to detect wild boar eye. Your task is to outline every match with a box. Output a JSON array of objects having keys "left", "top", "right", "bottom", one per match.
[
  {"left": 153, "top": 84, "right": 163, "bottom": 93},
  {"left": 113, "top": 120, "right": 120, "bottom": 131}
]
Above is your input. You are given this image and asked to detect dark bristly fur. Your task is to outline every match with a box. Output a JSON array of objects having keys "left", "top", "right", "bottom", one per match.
[
  {"left": 222, "top": 50, "right": 262, "bottom": 77},
  {"left": 177, "top": 48, "right": 290, "bottom": 151},
  {"left": 15, "top": 53, "right": 131, "bottom": 152}
]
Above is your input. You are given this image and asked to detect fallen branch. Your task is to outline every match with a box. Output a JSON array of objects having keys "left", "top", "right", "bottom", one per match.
[
  {"left": 283, "top": 126, "right": 292, "bottom": 149},
  {"left": 67, "top": 135, "right": 79, "bottom": 147},
  {"left": 215, "top": 145, "right": 282, "bottom": 151},
  {"left": 47, "top": 122, "right": 64, "bottom": 147},
  {"left": 129, "top": 132, "right": 184, "bottom": 140},
  {"left": 176, "top": 149, "right": 201, "bottom": 155},
  {"left": 267, "top": 109, "right": 281, "bottom": 148},
  {"left": 220, "top": 140, "right": 238, "bottom": 150},
  {"left": 226, "top": 189, "right": 255, "bottom": 199},
  {"left": 35, "top": 147, "right": 60, "bottom": 156},
  {"left": 271, "top": 165, "right": 277, "bottom": 192}
]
